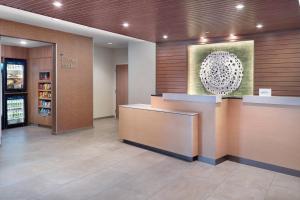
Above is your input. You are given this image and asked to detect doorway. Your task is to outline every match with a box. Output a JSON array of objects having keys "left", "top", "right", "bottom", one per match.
[
  {"left": 116, "top": 64, "right": 128, "bottom": 118},
  {"left": 0, "top": 36, "right": 56, "bottom": 134}
]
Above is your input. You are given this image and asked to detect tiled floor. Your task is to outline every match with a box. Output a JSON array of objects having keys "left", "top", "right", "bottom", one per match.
[{"left": 0, "top": 118, "right": 299, "bottom": 200}]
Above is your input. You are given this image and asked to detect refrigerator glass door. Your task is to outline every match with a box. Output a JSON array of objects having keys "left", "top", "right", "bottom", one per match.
[
  {"left": 7, "top": 97, "right": 25, "bottom": 125},
  {"left": 7, "top": 63, "right": 25, "bottom": 90}
]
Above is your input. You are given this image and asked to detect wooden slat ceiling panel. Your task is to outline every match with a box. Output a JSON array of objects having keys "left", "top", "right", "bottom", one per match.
[{"left": 1, "top": 0, "right": 300, "bottom": 42}]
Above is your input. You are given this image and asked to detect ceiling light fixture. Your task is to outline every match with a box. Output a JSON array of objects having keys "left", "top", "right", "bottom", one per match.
[
  {"left": 200, "top": 36, "right": 208, "bottom": 42},
  {"left": 107, "top": 42, "right": 113, "bottom": 45},
  {"left": 122, "top": 22, "right": 129, "bottom": 28},
  {"left": 235, "top": 4, "right": 244, "bottom": 10},
  {"left": 298, "top": 0, "right": 300, "bottom": 6},
  {"left": 53, "top": 1, "right": 63, "bottom": 8},
  {"left": 229, "top": 34, "right": 238, "bottom": 40},
  {"left": 20, "top": 40, "right": 27, "bottom": 45},
  {"left": 163, "top": 35, "right": 168, "bottom": 39},
  {"left": 256, "top": 23, "right": 263, "bottom": 29}
]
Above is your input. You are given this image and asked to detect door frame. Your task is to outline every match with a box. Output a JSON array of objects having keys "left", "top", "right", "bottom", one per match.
[
  {"left": 115, "top": 64, "right": 128, "bottom": 118},
  {"left": 0, "top": 35, "right": 57, "bottom": 134}
]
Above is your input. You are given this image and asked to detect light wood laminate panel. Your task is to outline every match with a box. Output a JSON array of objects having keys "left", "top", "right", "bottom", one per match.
[
  {"left": 0, "top": 19, "right": 93, "bottom": 133},
  {"left": 1, "top": 45, "right": 28, "bottom": 59},
  {"left": 28, "top": 45, "right": 53, "bottom": 127},
  {"left": 119, "top": 105, "right": 199, "bottom": 158},
  {"left": 151, "top": 96, "right": 216, "bottom": 159},
  {"left": 228, "top": 100, "right": 300, "bottom": 171}
]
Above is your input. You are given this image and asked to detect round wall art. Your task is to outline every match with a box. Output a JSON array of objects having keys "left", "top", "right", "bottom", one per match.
[{"left": 199, "top": 51, "right": 243, "bottom": 95}]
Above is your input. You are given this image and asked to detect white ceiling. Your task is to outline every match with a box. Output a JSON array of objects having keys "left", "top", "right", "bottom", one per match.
[
  {"left": 0, "top": 36, "right": 52, "bottom": 48},
  {"left": 0, "top": 5, "right": 143, "bottom": 48}
]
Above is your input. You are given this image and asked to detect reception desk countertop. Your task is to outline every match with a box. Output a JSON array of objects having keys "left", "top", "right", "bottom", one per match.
[
  {"left": 243, "top": 95, "right": 300, "bottom": 106},
  {"left": 162, "top": 93, "right": 222, "bottom": 103},
  {"left": 120, "top": 104, "right": 198, "bottom": 116}
]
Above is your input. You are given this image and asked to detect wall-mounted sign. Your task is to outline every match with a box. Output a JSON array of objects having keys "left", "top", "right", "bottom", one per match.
[
  {"left": 60, "top": 53, "right": 77, "bottom": 69},
  {"left": 188, "top": 41, "right": 254, "bottom": 97},
  {"left": 259, "top": 88, "right": 272, "bottom": 96}
]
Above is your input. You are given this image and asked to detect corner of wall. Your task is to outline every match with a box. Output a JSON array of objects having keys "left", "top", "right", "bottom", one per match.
[{"left": 215, "top": 100, "right": 229, "bottom": 159}]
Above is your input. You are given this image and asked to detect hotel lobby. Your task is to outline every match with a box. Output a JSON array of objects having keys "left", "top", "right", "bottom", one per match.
[{"left": 0, "top": 1, "right": 300, "bottom": 200}]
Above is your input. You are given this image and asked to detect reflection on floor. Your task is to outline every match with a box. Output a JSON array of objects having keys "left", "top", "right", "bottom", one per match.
[{"left": 0, "top": 118, "right": 299, "bottom": 200}]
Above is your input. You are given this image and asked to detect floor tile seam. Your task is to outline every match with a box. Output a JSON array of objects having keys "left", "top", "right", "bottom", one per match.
[
  {"left": 34, "top": 167, "right": 112, "bottom": 199},
  {"left": 0, "top": 165, "right": 61, "bottom": 189},
  {"left": 215, "top": 173, "right": 273, "bottom": 195},
  {"left": 127, "top": 178, "right": 171, "bottom": 200},
  {"left": 270, "top": 182, "right": 300, "bottom": 194},
  {"left": 0, "top": 154, "right": 110, "bottom": 190},
  {"left": 203, "top": 164, "right": 241, "bottom": 199},
  {"left": 265, "top": 172, "right": 277, "bottom": 195},
  {"left": 86, "top": 174, "right": 146, "bottom": 200},
  {"left": 41, "top": 159, "right": 135, "bottom": 196},
  {"left": 137, "top": 168, "right": 191, "bottom": 200}
]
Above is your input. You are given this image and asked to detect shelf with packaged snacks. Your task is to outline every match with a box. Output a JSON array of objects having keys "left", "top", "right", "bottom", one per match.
[{"left": 38, "top": 72, "right": 52, "bottom": 116}]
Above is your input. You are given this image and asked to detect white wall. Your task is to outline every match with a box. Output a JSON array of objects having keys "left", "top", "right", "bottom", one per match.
[
  {"left": 113, "top": 48, "right": 128, "bottom": 66},
  {"left": 93, "top": 46, "right": 114, "bottom": 118},
  {"left": 93, "top": 46, "right": 128, "bottom": 119},
  {"left": 112, "top": 48, "right": 128, "bottom": 114},
  {"left": 128, "top": 41, "right": 156, "bottom": 104},
  {"left": 93, "top": 42, "right": 155, "bottom": 118}
]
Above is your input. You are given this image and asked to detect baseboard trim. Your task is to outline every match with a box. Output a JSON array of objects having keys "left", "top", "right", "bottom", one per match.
[
  {"left": 123, "top": 140, "right": 197, "bottom": 162},
  {"left": 198, "top": 154, "right": 300, "bottom": 177},
  {"left": 198, "top": 155, "right": 228, "bottom": 165},
  {"left": 227, "top": 155, "right": 300, "bottom": 177},
  {"left": 93, "top": 116, "right": 115, "bottom": 120}
]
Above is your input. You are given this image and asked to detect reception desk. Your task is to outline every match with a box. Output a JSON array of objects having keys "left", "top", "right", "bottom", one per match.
[
  {"left": 119, "top": 104, "right": 199, "bottom": 161},
  {"left": 228, "top": 97, "right": 300, "bottom": 175},
  {"left": 119, "top": 94, "right": 300, "bottom": 176}
]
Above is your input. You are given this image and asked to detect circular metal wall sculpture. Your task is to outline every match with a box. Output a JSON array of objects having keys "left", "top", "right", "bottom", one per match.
[{"left": 199, "top": 51, "right": 243, "bottom": 95}]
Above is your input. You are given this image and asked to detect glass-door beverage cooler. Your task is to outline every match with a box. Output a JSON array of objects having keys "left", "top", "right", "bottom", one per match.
[
  {"left": 4, "top": 94, "right": 27, "bottom": 128},
  {"left": 4, "top": 58, "right": 26, "bottom": 92},
  {"left": 2, "top": 58, "right": 28, "bottom": 129}
]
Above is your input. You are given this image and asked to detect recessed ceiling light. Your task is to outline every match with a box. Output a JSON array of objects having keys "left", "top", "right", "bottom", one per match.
[
  {"left": 53, "top": 1, "right": 63, "bottom": 8},
  {"left": 163, "top": 35, "right": 168, "bottom": 39},
  {"left": 256, "top": 23, "right": 263, "bottom": 29},
  {"left": 107, "top": 42, "right": 113, "bottom": 45},
  {"left": 20, "top": 40, "right": 27, "bottom": 45},
  {"left": 122, "top": 22, "right": 129, "bottom": 28},
  {"left": 229, "top": 34, "right": 238, "bottom": 40},
  {"left": 200, "top": 36, "right": 208, "bottom": 43},
  {"left": 235, "top": 4, "right": 244, "bottom": 10}
]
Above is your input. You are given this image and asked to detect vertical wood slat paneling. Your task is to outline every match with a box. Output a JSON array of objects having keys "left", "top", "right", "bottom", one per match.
[
  {"left": 28, "top": 45, "right": 54, "bottom": 127},
  {"left": 1, "top": 45, "right": 28, "bottom": 59},
  {"left": 156, "top": 29, "right": 300, "bottom": 96}
]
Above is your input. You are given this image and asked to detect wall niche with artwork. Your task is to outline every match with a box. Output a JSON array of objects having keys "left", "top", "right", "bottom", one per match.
[{"left": 188, "top": 41, "right": 254, "bottom": 97}]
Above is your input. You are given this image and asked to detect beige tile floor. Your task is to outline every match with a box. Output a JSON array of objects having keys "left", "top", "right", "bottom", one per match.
[{"left": 0, "top": 118, "right": 299, "bottom": 200}]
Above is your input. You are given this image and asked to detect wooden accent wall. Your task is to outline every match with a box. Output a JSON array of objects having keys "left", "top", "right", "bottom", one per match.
[
  {"left": 1, "top": 45, "right": 28, "bottom": 59},
  {"left": 157, "top": 29, "right": 300, "bottom": 96},
  {"left": 28, "top": 46, "right": 54, "bottom": 127},
  {"left": 1, "top": 45, "right": 54, "bottom": 127},
  {"left": 0, "top": 19, "right": 93, "bottom": 134}
]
